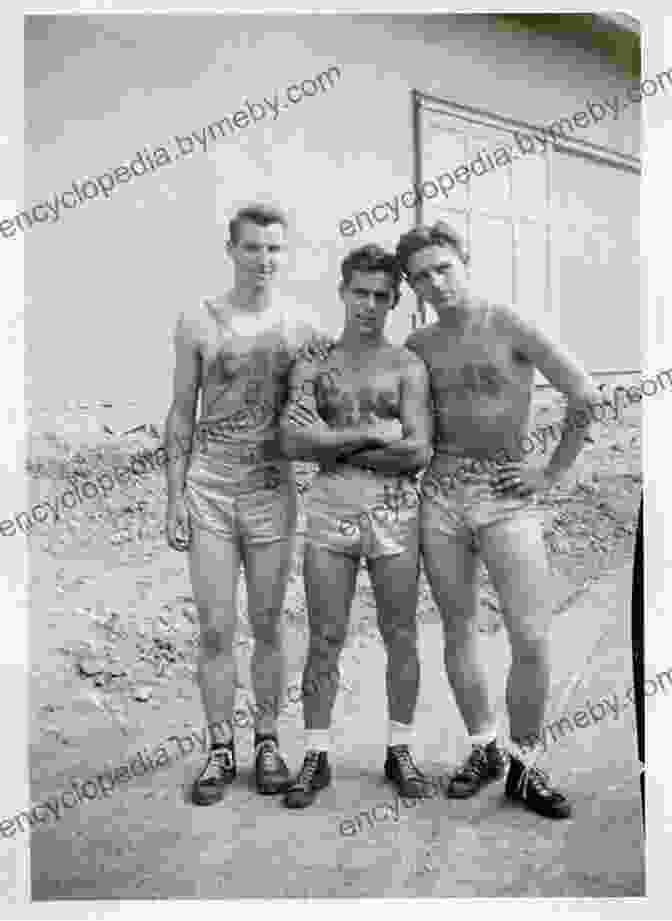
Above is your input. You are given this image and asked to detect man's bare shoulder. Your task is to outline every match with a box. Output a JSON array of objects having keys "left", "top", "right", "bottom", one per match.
[
  {"left": 388, "top": 344, "right": 429, "bottom": 376},
  {"left": 481, "top": 299, "right": 535, "bottom": 337},
  {"left": 175, "top": 298, "right": 220, "bottom": 344},
  {"left": 483, "top": 300, "right": 560, "bottom": 361},
  {"left": 405, "top": 322, "right": 441, "bottom": 353}
]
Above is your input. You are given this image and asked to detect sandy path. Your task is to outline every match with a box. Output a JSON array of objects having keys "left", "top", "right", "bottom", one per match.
[
  {"left": 15, "top": 399, "right": 642, "bottom": 899},
  {"left": 26, "top": 556, "right": 643, "bottom": 899}
]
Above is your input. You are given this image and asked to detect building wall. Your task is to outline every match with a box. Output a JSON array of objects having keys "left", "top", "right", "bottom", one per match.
[{"left": 24, "top": 14, "right": 641, "bottom": 420}]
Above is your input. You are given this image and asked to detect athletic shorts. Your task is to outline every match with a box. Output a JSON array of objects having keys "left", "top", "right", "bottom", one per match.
[
  {"left": 420, "top": 456, "right": 540, "bottom": 553},
  {"left": 184, "top": 432, "right": 295, "bottom": 546},
  {"left": 304, "top": 465, "right": 420, "bottom": 560}
]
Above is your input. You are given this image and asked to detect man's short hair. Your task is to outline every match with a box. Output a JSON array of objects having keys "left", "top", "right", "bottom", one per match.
[
  {"left": 340, "top": 244, "right": 401, "bottom": 303},
  {"left": 229, "top": 203, "right": 289, "bottom": 244},
  {"left": 395, "top": 221, "right": 469, "bottom": 277}
]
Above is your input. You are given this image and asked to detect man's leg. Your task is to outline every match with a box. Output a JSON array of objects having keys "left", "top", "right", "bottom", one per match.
[
  {"left": 238, "top": 471, "right": 298, "bottom": 794},
  {"left": 479, "top": 514, "right": 571, "bottom": 818},
  {"left": 420, "top": 500, "right": 507, "bottom": 797},
  {"left": 188, "top": 527, "right": 241, "bottom": 804},
  {"left": 368, "top": 548, "right": 420, "bottom": 725},
  {"left": 479, "top": 515, "right": 551, "bottom": 749},
  {"left": 242, "top": 537, "right": 295, "bottom": 793},
  {"left": 368, "top": 547, "right": 428, "bottom": 797},
  {"left": 420, "top": 510, "right": 494, "bottom": 735},
  {"left": 284, "top": 543, "right": 358, "bottom": 808},
  {"left": 302, "top": 542, "right": 358, "bottom": 726},
  {"left": 243, "top": 539, "right": 292, "bottom": 735}
]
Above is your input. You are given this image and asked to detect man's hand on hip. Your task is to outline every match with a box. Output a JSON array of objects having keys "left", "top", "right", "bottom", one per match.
[{"left": 491, "top": 463, "right": 554, "bottom": 499}]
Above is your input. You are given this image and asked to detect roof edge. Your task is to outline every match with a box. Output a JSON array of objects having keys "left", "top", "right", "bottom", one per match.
[{"left": 594, "top": 12, "right": 640, "bottom": 35}]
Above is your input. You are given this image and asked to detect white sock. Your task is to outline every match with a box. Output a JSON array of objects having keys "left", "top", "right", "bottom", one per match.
[
  {"left": 305, "top": 729, "right": 331, "bottom": 753},
  {"left": 388, "top": 720, "right": 414, "bottom": 748},
  {"left": 468, "top": 725, "right": 498, "bottom": 748},
  {"left": 508, "top": 740, "right": 538, "bottom": 767}
]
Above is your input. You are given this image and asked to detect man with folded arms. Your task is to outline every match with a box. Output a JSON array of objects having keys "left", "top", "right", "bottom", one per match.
[
  {"left": 164, "top": 203, "right": 330, "bottom": 805},
  {"left": 398, "top": 221, "right": 601, "bottom": 818},
  {"left": 279, "top": 244, "right": 432, "bottom": 808}
]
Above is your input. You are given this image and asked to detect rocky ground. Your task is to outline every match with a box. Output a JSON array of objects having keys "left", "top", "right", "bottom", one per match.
[{"left": 14, "top": 393, "right": 644, "bottom": 899}]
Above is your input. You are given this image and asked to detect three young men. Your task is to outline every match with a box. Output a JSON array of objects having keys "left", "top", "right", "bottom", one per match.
[
  {"left": 399, "top": 221, "right": 601, "bottom": 818},
  {"left": 279, "top": 245, "right": 432, "bottom": 807},
  {"left": 164, "top": 204, "right": 330, "bottom": 805},
  {"left": 167, "top": 204, "right": 599, "bottom": 821}
]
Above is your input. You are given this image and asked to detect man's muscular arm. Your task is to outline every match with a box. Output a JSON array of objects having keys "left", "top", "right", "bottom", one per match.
[
  {"left": 279, "top": 358, "right": 400, "bottom": 464},
  {"left": 501, "top": 307, "right": 601, "bottom": 484},
  {"left": 346, "top": 353, "right": 433, "bottom": 475},
  {"left": 164, "top": 312, "right": 198, "bottom": 549}
]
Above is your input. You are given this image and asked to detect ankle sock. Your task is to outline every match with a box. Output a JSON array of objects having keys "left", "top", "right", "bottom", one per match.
[
  {"left": 388, "top": 720, "right": 414, "bottom": 749},
  {"left": 508, "top": 740, "right": 537, "bottom": 767},
  {"left": 468, "top": 725, "right": 498, "bottom": 748},
  {"left": 304, "top": 729, "right": 331, "bottom": 753},
  {"left": 254, "top": 732, "right": 279, "bottom": 751}
]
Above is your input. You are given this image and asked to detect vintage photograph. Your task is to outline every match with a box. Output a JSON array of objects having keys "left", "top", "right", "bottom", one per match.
[{"left": 18, "top": 12, "right": 648, "bottom": 898}]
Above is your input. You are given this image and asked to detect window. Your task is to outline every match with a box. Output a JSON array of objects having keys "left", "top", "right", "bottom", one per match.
[{"left": 413, "top": 92, "right": 641, "bottom": 373}]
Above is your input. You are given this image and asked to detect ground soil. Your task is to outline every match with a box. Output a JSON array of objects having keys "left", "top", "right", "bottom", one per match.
[{"left": 16, "top": 396, "right": 644, "bottom": 898}]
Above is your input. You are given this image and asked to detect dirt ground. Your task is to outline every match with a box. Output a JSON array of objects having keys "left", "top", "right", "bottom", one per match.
[{"left": 16, "top": 394, "right": 643, "bottom": 899}]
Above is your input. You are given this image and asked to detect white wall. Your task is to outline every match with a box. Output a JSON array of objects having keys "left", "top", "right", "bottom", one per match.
[{"left": 24, "top": 14, "right": 640, "bottom": 421}]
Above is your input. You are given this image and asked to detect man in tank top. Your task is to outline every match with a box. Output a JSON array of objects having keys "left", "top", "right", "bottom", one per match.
[{"left": 164, "top": 204, "right": 330, "bottom": 805}]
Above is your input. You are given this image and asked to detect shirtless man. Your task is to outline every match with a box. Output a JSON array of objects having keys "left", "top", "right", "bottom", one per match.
[
  {"left": 164, "top": 204, "right": 330, "bottom": 805},
  {"left": 398, "top": 221, "right": 601, "bottom": 819},
  {"left": 279, "top": 244, "right": 432, "bottom": 808}
]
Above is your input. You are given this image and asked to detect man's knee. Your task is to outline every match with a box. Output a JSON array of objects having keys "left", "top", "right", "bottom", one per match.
[
  {"left": 306, "top": 634, "right": 344, "bottom": 677},
  {"left": 249, "top": 606, "right": 282, "bottom": 647},
  {"left": 510, "top": 632, "right": 549, "bottom": 669},
  {"left": 441, "top": 609, "right": 480, "bottom": 647},
  {"left": 380, "top": 622, "right": 418, "bottom": 655},
  {"left": 303, "top": 664, "right": 339, "bottom": 700},
  {"left": 200, "top": 625, "right": 229, "bottom": 657},
  {"left": 313, "top": 625, "right": 347, "bottom": 653}
]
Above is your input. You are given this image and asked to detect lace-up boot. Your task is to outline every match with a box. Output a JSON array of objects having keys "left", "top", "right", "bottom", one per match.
[
  {"left": 444, "top": 740, "right": 508, "bottom": 798},
  {"left": 254, "top": 735, "right": 291, "bottom": 795},
  {"left": 191, "top": 742, "right": 236, "bottom": 805},
  {"left": 284, "top": 750, "right": 331, "bottom": 809},
  {"left": 505, "top": 757, "right": 572, "bottom": 819},
  {"left": 384, "top": 745, "right": 430, "bottom": 799}
]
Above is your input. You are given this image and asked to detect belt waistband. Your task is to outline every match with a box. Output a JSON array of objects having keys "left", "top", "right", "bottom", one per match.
[
  {"left": 195, "top": 424, "right": 277, "bottom": 463},
  {"left": 428, "top": 455, "right": 508, "bottom": 475},
  {"left": 325, "top": 464, "right": 420, "bottom": 484}
]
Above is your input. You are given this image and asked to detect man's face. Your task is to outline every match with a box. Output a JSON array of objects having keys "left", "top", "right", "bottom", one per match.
[
  {"left": 227, "top": 220, "right": 288, "bottom": 292},
  {"left": 405, "top": 242, "right": 469, "bottom": 313},
  {"left": 340, "top": 270, "right": 397, "bottom": 339}
]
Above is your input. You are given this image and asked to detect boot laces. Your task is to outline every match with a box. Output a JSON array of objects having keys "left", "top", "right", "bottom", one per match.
[
  {"left": 518, "top": 764, "right": 561, "bottom": 801},
  {"left": 455, "top": 745, "right": 489, "bottom": 781},
  {"left": 257, "top": 740, "right": 280, "bottom": 772},
  {"left": 391, "top": 745, "right": 422, "bottom": 780}
]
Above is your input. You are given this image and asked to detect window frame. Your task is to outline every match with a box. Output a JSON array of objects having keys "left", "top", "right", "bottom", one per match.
[{"left": 411, "top": 89, "right": 642, "bottom": 373}]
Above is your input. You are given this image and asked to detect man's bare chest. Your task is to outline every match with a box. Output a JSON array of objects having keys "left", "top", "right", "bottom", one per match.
[
  {"left": 421, "top": 334, "right": 525, "bottom": 400},
  {"left": 202, "top": 326, "right": 293, "bottom": 387},
  {"left": 314, "top": 359, "right": 401, "bottom": 426}
]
